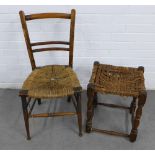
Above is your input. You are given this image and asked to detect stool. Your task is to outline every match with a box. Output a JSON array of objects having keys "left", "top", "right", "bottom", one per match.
[{"left": 86, "top": 61, "right": 147, "bottom": 142}]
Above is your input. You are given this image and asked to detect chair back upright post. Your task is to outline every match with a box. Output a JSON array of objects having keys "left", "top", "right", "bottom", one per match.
[
  {"left": 69, "top": 9, "right": 76, "bottom": 68},
  {"left": 19, "top": 11, "right": 36, "bottom": 70},
  {"left": 19, "top": 9, "right": 76, "bottom": 70}
]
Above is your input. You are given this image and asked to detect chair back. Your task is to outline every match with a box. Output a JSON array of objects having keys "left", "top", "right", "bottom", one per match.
[{"left": 19, "top": 9, "right": 76, "bottom": 70}]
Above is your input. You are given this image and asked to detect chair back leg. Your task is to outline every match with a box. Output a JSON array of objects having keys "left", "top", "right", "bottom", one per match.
[
  {"left": 37, "top": 99, "right": 42, "bottom": 105},
  {"left": 76, "top": 92, "right": 82, "bottom": 136}
]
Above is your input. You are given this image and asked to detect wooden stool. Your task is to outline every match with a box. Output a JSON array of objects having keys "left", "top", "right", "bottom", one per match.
[{"left": 86, "top": 61, "right": 147, "bottom": 142}]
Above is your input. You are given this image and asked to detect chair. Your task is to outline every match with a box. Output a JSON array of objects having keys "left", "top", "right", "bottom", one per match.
[
  {"left": 86, "top": 61, "right": 147, "bottom": 142},
  {"left": 19, "top": 9, "right": 82, "bottom": 140}
]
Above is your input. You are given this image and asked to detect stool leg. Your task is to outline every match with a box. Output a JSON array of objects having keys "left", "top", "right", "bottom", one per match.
[
  {"left": 37, "top": 98, "right": 41, "bottom": 105},
  {"left": 76, "top": 92, "right": 82, "bottom": 136},
  {"left": 130, "top": 97, "right": 136, "bottom": 114},
  {"left": 21, "top": 95, "right": 31, "bottom": 140},
  {"left": 93, "top": 92, "right": 98, "bottom": 108},
  {"left": 86, "top": 84, "right": 95, "bottom": 133},
  {"left": 130, "top": 91, "right": 147, "bottom": 142}
]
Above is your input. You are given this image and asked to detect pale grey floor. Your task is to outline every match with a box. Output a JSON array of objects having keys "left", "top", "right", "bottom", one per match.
[{"left": 0, "top": 89, "right": 154, "bottom": 150}]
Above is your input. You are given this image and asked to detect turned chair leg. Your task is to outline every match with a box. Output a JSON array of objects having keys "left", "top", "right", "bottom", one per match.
[
  {"left": 130, "top": 97, "right": 137, "bottom": 114},
  {"left": 130, "top": 91, "right": 147, "bottom": 142},
  {"left": 37, "top": 98, "right": 41, "bottom": 105},
  {"left": 76, "top": 92, "right": 82, "bottom": 136},
  {"left": 21, "top": 95, "right": 31, "bottom": 140},
  {"left": 86, "top": 84, "right": 95, "bottom": 133}
]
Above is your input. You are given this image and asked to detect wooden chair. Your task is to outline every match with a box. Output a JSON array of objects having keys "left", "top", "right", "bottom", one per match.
[
  {"left": 86, "top": 61, "right": 147, "bottom": 142},
  {"left": 19, "top": 9, "right": 82, "bottom": 140}
]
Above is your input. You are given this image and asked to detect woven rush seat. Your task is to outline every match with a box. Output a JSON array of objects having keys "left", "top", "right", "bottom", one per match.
[
  {"left": 22, "top": 65, "right": 81, "bottom": 98},
  {"left": 89, "top": 63, "right": 145, "bottom": 97}
]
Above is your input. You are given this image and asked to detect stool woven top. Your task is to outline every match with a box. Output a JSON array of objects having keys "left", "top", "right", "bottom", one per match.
[
  {"left": 22, "top": 65, "right": 81, "bottom": 98},
  {"left": 89, "top": 62, "right": 145, "bottom": 97}
]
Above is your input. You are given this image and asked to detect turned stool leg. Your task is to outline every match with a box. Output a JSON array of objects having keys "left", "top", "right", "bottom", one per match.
[
  {"left": 130, "top": 97, "right": 137, "bottom": 114},
  {"left": 130, "top": 91, "right": 147, "bottom": 142},
  {"left": 76, "top": 92, "right": 82, "bottom": 136},
  {"left": 86, "top": 83, "right": 95, "bottom": 133},
  {"left": 21, "top": 95, "right": 31, "bottom": 140}
]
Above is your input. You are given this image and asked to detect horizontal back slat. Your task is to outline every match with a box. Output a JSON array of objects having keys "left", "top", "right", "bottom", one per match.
[
  {"left": 32, "top": 47, "right": 70, "bottom": 53},
  {"left": 26, "top": 13, "right": 71, "bottom": 20},
  {"left": 31, "top": 41, "right": 70, "bottom": 46}
]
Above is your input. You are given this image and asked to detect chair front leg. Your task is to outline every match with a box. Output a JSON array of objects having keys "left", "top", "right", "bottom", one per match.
[
  {"left": 130, "top": 91, "right": 147, "bottom": 142},
  {"left": 86, "top": 83, "right": 95, "bottom": 133},
  {"left": 76, "top": 92, "right": 82, "bottom": 136},
  {"left": 21, "top": 95, "right": 31, "bottom": 140}
]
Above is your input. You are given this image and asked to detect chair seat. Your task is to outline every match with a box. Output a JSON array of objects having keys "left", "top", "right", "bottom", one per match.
[
  {"left": 22, "top": 65, "right": 81, "bottom": 98},
  {"left": 89, "top": 63, "right": 145, "bottom": 97}
]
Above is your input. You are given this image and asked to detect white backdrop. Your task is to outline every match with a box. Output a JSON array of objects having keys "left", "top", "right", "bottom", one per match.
[{"left": 0, "top": 5, "right": 155, "bottom": 89}]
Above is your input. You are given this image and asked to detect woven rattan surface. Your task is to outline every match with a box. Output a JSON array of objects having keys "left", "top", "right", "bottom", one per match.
[
  {"left": 22, "top": 65, "right": 81, "bottom": 98},
  {"left": 89, "top": 63, "right": 145, "bottom": 97}
]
